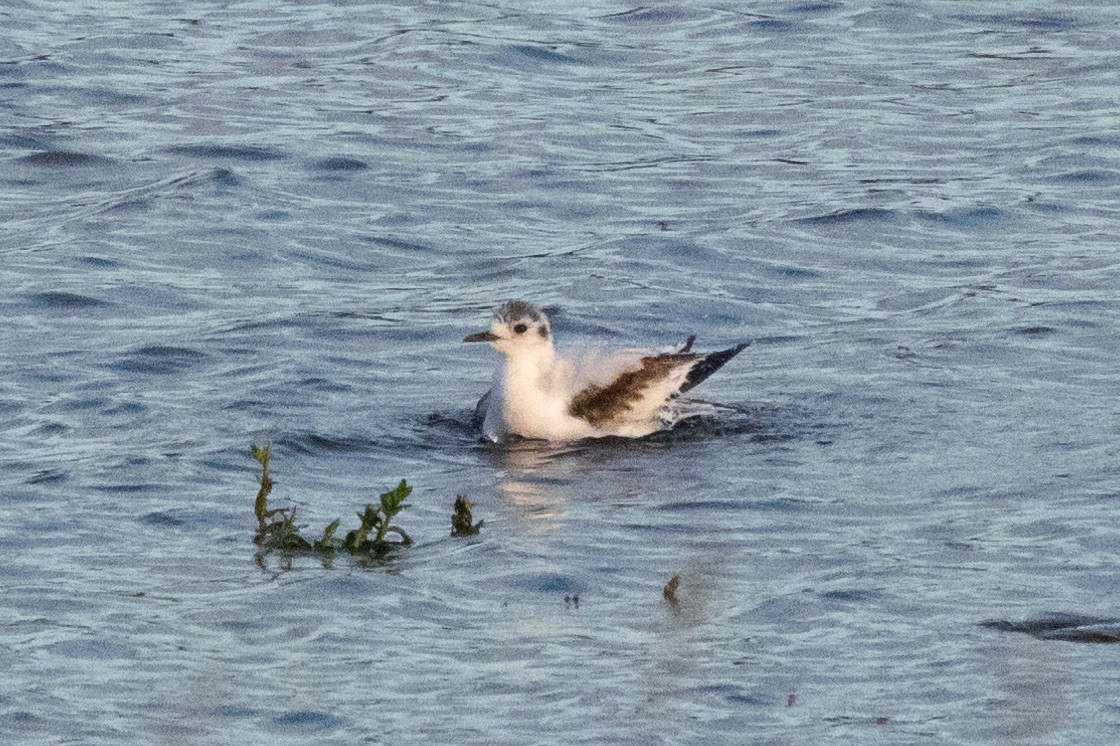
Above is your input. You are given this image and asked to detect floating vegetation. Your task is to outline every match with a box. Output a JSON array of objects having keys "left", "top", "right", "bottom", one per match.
[
  {"left": 252, "top": 443, "right": 311, "bottom": 552},
  {"left": 341, "top": 481, "right": 413, "bottom": 553},
  {"left": 251, "top": 443, "right": 479, "bottom": 564},
  {"left": 451, "top": 495, "right": 483, "bottom": 537}
]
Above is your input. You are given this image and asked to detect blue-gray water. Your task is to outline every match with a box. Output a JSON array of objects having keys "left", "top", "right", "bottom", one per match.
[{"left": 3, "top": 2, "right": 1119, "bottom": 743}]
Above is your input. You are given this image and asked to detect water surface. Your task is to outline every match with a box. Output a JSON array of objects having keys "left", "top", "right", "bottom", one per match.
[{"left": 2, "top": 1, "right": 1119, "bottom": 743}]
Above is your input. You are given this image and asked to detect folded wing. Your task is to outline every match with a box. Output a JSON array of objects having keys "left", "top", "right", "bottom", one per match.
[{"left": 568, "top": 353, "right": 698, "bottom": 427}]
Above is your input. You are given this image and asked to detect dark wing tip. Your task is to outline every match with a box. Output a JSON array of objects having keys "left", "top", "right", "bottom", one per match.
[{"left": 679, "top": 341, "right": 749, "bottom": 393}]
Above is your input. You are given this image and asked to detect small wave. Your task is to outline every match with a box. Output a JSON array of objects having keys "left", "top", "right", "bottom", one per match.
[
  {"left": 110, "top": 345, "right": 207, "bottom": 375},
  {"left": 422, "top": 411, "right": 481, "bottom": 441},
  {"left": 1047, "top": 169, "right": 1119, "bottom": 185},
  {"left": 28, "top": 291, "right": 110, "bottom": 309},
  {"left": 167, "top": 144, "right": 285, "bottom": 162},
  {"left": 78, "top": 256, "right": 122, "bottom": 268},
  {"left": 310, "top": 156, "right": 369, "bottom": 172},
  {"left": 1070, "top": 134, "right": 1120, "bottom": 148},
  {"left": 30, "top": 421, "right": 70, "bottom": 436},
  {"left": 819, "top": 588, "right": 882, "bottom": 603},
  {"left": 130, "top": 345, "right": 206, "bottom": 358},
  {"left": 796, "top": 207, "right": 896, "bottom": 225},
  {"left": 511, "top": 571, "right": 582, "bottom": 595},
  {"left": 272, "top": 430, "right": 386, "bottom": 455},
  {"left": 654, "top": 404, "right": 801, "bottom": 445},
  {"left": 18, "top": 151, "right": 116, "bottom": 167},
  {"left": 981, "top": 613, "right": 1120, "bottom": 643},
  {"left": 502, "top": 44, "right": 580, "bottom": 65},
  {"left": 598, "top": 6, "right": 704, "bottom": 24},
  {"left": 1012, "top": 325, "right": 1057, "bottom": 337},
  {"left": 94, "top": 483, "right": 160, "bottom": 494},
  {"left": 956, "top": 12, "right": 1078, "bottom": 32},
  {"left": 748, "top": 18, "right": 801, "bottom": 32},
  {"left": 26, "top": 469, "right": 68, "bottom": 485},
  {"left": 269, "top": 710, "right": 349, "bottom": 734},
  {"left": 357, "top": 234, "right": 434, "bottom": 254},
  {"left": 138, "top": 510, "right": 188, "bottom": 527},
  {"left": 915, "top": 205, "right": 1007, "bottom": 228},
  {"left": 656, "top": 498, "right": 748, "bottom": 512},
  {"left": 790, "top": 1, "right": 844, "bottom": 13}
]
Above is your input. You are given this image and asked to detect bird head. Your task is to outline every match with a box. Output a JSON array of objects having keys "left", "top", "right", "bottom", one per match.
[{"left": 464, "top": 300, "right": 553, "bottom": 356}]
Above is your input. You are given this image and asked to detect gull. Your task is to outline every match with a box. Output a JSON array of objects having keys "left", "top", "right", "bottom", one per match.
[{"left": 464, "top": 300, "right": 748, "bottom": 441}]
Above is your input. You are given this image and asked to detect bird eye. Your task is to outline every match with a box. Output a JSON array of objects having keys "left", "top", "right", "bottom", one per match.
[{"left": 513, "top": 323, "right": 528, "bottom": 334}]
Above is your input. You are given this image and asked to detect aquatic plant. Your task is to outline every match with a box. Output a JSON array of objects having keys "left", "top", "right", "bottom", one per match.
[
  {"left": 250, "top": 444, "right": 480, "bottom": 563},
  {"left": 250, "top": 444, "right": 412, "bottom": 558},
  {"left": 342, "top": 481, "right": 413, "bottom": 552},
  {"left": 251, "top": 443, "right": 311, "bottom": 550},
  {"left": 313, "top": 518, "right": 343, "bottom": 553},
  {"left": 251, "top": 442, "right": 273, "bottom": 533},
  {"left": 451, "top": 494, "right": 483, "bottom": 537}
]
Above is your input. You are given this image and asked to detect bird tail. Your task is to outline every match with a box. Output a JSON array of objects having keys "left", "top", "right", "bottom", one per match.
[{"left": 679, "top": 342, "right": 749, "bottom": 393}]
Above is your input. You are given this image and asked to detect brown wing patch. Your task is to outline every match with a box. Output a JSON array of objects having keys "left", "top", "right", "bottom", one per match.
[{"left": 569, "top": 353, "right": 698, "bottom": 427}]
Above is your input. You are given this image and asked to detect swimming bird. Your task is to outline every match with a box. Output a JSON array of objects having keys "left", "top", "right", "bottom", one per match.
[{"left": 464, "top": 300, "right": 748, "bottom": 441}]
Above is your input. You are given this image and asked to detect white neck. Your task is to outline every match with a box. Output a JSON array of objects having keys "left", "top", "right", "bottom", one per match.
[
  {"left": 490, "top": 342, "right": 570, "bottom": 438},
  {"left": 501, "top": 342, "right": 555, "bottom": 392}
]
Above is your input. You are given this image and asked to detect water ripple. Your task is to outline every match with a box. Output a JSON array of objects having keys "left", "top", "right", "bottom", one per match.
[
  {"left": 109, "top": 345, "right": 208, "bottom": 375},
  {"left": 18, "top": 151, "right": 117, "bottom": 167},
  {"left": 167, "top": 144, "right": 286, "bottom": 161},
  {"left": 3, "top": 1, "right": 1119, "bottom": 743},
  {"left": 28, "top": 291, "right": 111, "bottom": 309}
]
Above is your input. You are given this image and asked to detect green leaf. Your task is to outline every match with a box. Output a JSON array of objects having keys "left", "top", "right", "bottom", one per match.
[
  {"left": 343, "top": 527, "right": 364, "bottom": 553},
  {"left": 320, "top": 518, "right": 341, "bottom": 544},
  {"left": 379, "top": 480, "right": 411, "bottom": 517},
  {"left": 357, "top": 504, "right": 380, "bottom": 532},
  {"left": 250, "top": 443, "right": 270, "bottom": 466},
  {"left": 265, "top": 508, "right": 311, "bottom": 551}
]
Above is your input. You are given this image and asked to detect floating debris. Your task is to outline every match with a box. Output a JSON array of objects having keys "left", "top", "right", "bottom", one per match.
[{"left": 663, "top": 575, "right": 681, "bottom": 607}]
